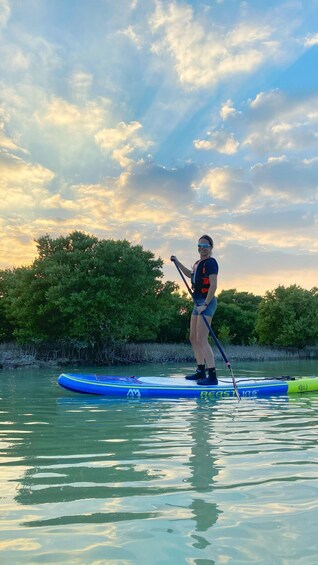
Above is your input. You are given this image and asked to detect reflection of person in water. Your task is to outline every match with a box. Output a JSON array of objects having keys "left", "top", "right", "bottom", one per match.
[{"left": 187, "top": 403, "right": 222, "bottom": 543}]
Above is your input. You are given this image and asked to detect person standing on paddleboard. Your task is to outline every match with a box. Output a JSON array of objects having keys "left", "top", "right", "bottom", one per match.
[{"left": 170, "top": 235, "right": 218, "bottom": 385}]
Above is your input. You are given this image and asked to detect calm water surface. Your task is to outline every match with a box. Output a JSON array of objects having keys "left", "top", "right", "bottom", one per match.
[{"left": 1, "top": 359, "right": 318, "bottom": 564}]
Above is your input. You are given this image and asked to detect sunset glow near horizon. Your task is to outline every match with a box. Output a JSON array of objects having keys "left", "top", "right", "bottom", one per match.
[{"left": 1, "top": 0, "right": 318, "bottom": 295}]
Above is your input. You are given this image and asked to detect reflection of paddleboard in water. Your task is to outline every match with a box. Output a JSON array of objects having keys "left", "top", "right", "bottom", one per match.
[{"left": 58, "top": 373, "right": 318, "bottom": 399}]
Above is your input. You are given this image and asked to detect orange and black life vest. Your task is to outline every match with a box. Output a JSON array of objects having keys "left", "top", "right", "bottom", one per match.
[
  {"left": 191, "top": 260, "right": 210, "bottom": 295},
  {"left": 191, "top": 257, "right": 219, "bottom": 297}
]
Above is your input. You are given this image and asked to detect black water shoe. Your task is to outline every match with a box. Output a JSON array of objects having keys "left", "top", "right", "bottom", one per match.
[
  {"left": 197, "top": 368, "right": 218, "bottom": 386},
  {"left": 197, "top": 376, "right": 218, "bottom": 385},
  {"left": 185, "top": 364, "right": 206, "bottom": 381}
]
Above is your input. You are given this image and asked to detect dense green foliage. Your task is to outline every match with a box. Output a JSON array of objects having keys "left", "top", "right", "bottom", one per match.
[
  {"left": 0, "top": 272, "right": 14, "bottom": 341},
  {"left": 0, "top": 232, "right": 317, "bottom": 349},
  {"left": 255, "top": 285, "right": 318, "bottom": 347},
  {"left": 213, "top": 289, "right": 262, "bottom": 345},
  {"left": 0, "top": 232, "right": 190, "bottom": 344}
]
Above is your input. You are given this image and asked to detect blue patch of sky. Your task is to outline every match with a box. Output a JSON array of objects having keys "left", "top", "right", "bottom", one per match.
[{"left": 274, "top": 46, "right": 318, "bottom": 94}]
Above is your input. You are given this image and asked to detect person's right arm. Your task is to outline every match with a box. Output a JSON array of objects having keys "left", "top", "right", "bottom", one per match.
[{"left": 170, "top": 256, "right": 191, "bottom": 278}]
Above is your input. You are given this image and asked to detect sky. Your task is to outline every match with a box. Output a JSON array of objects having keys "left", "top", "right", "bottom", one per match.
[{"left": 1, "top": 0, "right": 318, "bottom": 295}]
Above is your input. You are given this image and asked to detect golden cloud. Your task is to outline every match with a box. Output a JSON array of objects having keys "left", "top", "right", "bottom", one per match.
[
  {"left": 95, "top": 121, "right": 153, "bottom": 167},
  {"left": 39, "top": 96, "right": 111, "bottom": 131}
]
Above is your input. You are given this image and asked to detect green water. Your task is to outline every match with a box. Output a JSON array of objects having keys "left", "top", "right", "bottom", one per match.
[{"left": 1, "top": 359, "right": 318, "bottom": 564}]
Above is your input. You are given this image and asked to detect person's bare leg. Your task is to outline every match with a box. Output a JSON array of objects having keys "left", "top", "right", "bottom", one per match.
[
  {"left": 196, "top": 315, "right": 214, "bottom": 368},
  {"left": 190, "top": 315, "right": 204, "bottom": 364},
  {"left": 186, "top": 315, "right": 206, "bottom": 380}
]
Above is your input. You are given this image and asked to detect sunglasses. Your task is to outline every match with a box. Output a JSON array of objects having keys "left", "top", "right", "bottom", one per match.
[{"left": 198, "top": 243, "right": 211, "bottom": 248}]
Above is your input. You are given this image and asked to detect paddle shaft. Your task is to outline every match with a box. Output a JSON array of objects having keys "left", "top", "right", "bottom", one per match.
[{"left": 172, "top": 258, "right": 241, "bottom": 401}]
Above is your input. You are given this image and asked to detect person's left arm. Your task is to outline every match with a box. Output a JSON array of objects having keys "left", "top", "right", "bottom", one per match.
[{"left": 204, "top": 274, "right": 217, "bottom": 304}]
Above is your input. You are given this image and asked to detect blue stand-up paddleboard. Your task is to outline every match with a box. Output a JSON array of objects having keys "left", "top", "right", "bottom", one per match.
[{"left": 58, "top": 373, "right": 318, "bottom": 399}]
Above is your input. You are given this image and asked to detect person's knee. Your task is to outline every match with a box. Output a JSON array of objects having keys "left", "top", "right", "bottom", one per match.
[{"left": 201, "top": 341, "right": 213, "bottom": 355}]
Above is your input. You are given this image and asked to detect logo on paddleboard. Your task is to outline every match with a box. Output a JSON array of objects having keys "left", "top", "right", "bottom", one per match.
[{"left": 127, "top": 388, "right": 141, "bottom": 399}]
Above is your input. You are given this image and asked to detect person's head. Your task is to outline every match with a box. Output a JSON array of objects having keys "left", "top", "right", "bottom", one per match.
[{"left": 198, "top": 234, "right": 213, "bottom": 257}]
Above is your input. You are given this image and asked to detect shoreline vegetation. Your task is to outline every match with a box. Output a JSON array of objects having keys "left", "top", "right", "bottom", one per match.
[
  {"left": 0, "top": 341, "right": 317, "bottom": 370},
  {"left": 1, "top": 234, "right": 317, "bottom": 361}
]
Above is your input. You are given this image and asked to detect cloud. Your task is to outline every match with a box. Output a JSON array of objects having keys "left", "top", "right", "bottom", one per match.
[
  {"left": 220, "top": 99, "right": 239, "bottom": 121},
  {"left": 71, "top": 180, "right": 181, "bottom": 231},
  {"left": 251, "top": 156, "right": 318, "bottom": 202},
  {"left": 118, "top": 25, "right": 143, "bottom": 49},
  {"left": 22, "top": 34, "right": 62, "bottom": 71},
  {"left": 0, "top": 151, "right": 54, "bottom": 187},
  {"left": 69, "top": 71, "right": 93, "bottom": 101},
  {"left": 0, "top": 121, "right": 26, "bottom": 152},
  {"left": 0, "top": 44, "right": 31, "bottom": 73},
  {"left": 218, "top": 243, "right": 318, "bottom": 293},
  {"left": 0, "top": 0, "right": 318, "bottom": 295},
  {"left": 117, "top": 161, "right": 200, "bottom": 205},
  {"left": 40, "top": 96, "right": 110, "bottom": 131},
  {"left": 0, "top": 32, "right": 62, "bottom": 77},
  {"left": 0, "top": 148, "right": 73, "bottom": 269},
  {"left": 95, "top": 121, "right": 153, "bottom": 167},
  {"left": 200, "top": 166, "right": 254, "bottom": 204},
  {"left": 95, "top": 121, "right": 142, "bottom": 149},
  {"left": 226, "top": 204, "right": 318, "bottom": 253},
  {"left": 0, "top": 164, "right": 193, "bottom": 269},
  {"left": 246, "top": 89, "right": 287, "bottom": 121},
  {"left": 194, "top": 130, "right": 239, "bottom": 155},
  {"left": 0, "top": 0, "right": 10, "bottom": 29},
  {"left": 304, "top": 33, "right": 318, "bottom": 47},
  {"left": 234, "top": 207, "right": 316, "bottom": 233},
  {"left": 149, "top": 1, "right": 282, "bottom": 89},
  {"left": 0, "top": 88, "right": 115, "bottom": 179},
  {"left": 244, "top": 122, "right": 318, "bottom": 155},
  {"left": 215, "top": 88, "right": 318, "bottom": 158},
  {"left": 0, "top": 225, "right": 37, "bottom": 269},
  {"left": 229, "top": 89, "right": 318, "bottom": 127}
]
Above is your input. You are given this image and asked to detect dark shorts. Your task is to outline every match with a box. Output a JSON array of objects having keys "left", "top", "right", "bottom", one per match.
[{"left": 192, "top": 297, "right": 217, "bottom": 317}]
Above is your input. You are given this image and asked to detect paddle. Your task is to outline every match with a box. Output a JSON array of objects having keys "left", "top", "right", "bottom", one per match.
[{"left": 172, "top": 258, "right": 241, "bottom": 401}]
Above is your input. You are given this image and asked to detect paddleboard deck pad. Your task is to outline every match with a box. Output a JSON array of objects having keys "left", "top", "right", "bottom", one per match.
[{"left": 58, "top": 373, "right": 318, "bottom": 399}]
